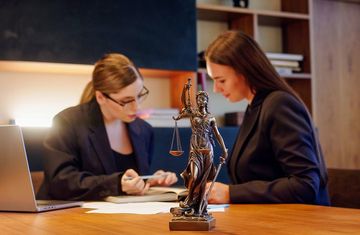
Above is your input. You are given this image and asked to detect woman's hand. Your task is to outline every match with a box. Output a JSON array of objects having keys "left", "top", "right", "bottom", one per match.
[
  {"left": 206, "top": 182, "right": 230, "bottom": 204},
  {"left": 147, "top": 170, "right": 178, "bottom": 187},
  {"left": 121, "top": 169, "right": 150, "bottom": 195},
  {"left": 220, "top": 149, "right": 228, "bottom": 164}
]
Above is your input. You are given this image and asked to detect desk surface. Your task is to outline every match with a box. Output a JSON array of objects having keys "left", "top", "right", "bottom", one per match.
[{"left": 1, "top": 204, "right": 360, "bottom": 235}]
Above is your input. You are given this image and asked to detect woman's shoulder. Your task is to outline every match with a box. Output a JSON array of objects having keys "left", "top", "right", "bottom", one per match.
[
  {"left": 261, "top": 90, "right": 308, "bottom": 121},
  {"left": 263, "top": 90, "right": 304, "bottom": 110},
  {"left": 53, "top": 101, "right": 97, "bottom": 125},
  {"left": 266, "top": 90, "right": 298, "bottom": 103},
  {"left": 55, "top": 102, "right": 88, "bottom": 119}
]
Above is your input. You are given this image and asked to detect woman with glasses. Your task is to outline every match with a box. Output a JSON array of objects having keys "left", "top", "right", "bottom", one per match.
[{"left": 37, "top": 53, "right": 178, "bottom": 201}]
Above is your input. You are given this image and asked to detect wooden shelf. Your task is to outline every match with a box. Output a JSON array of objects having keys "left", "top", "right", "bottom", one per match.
[
  {"left": 197, "top": 3, "right": 309, "bottom": 23},
  {"left": 282, "top": 73, "right": 311, "bottom": 79},
  {"left": 0, "top": 60, "right": 193, "bottom": 78},
  {"left": 257, "top": 14, "right": 308, "bottom": 27},
  {"left": 197, "top": 3, "right": 253, "bottom": 22},
  {"left": 199, "top": 68, "right": 311, "bottom": 80},
  {"left": 0, "top": 60, "right": 196, "bottom": 109},
  {"left": 256, "top": 9, "right": 309, "bottom": 20},
  {"left": 196, "top": 1, "right": 312, "bottom": 113}
]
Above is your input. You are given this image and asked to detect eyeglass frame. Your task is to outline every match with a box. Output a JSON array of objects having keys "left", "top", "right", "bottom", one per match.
[{"left": 102, "top": 86, "right": 149, "bottom": 108}]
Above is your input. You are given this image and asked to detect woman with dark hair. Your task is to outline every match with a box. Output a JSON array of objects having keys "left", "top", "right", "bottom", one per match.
[
  {"left": 38, "top": 53, "right": 177, "bottom": 201},
  {"left": 204, "top": 31, "right": 330, "bottom": 205}
]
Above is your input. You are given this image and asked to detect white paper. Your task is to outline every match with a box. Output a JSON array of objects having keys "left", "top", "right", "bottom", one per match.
[{"left": 82, "top": 202, "right": 228, "bottom": 214}]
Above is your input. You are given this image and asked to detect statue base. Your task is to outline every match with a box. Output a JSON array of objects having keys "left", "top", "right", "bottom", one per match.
[
  {"left": 169, "top": 207, "right": 215, "bottom": 231},
  {"left": 169, "top": 216, "right": 215, "bottom": 231}
]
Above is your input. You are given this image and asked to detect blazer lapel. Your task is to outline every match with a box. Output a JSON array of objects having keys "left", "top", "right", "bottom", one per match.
[
  {"left": 87, "top": 100, "right": 116, "bottom": 174},
  {"left": 229, "top": 91, "right": 269, "bottom": 182},
  {"left": 128, "top": 121, "right": 150, "bottom": 175}
]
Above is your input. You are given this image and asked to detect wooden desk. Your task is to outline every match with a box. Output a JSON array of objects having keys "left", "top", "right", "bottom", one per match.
[{"left": 1, "top": 204, "right": 359, "bottom": 234}]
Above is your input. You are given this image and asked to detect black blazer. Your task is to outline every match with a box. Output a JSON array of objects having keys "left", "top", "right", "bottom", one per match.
[
  {"left": 37, "top": 99, "right": 154, "bottom": 201},
  {"left": 228, "top": 91, "right": 330, "bottom": 205}
]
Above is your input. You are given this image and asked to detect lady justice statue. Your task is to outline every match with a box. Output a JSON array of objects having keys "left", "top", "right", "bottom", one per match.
[{"left": 169, "top": 78, "right": 228, "bottom": 231}]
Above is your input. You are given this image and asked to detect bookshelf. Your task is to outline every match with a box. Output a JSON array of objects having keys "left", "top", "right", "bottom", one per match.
[{"left": 197, "top": 0, "right": 313, "bottom": 112}]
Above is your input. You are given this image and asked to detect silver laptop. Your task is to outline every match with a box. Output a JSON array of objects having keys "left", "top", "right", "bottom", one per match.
[{"left": 0, "top": 125, "right": 83, "bottom": 212}]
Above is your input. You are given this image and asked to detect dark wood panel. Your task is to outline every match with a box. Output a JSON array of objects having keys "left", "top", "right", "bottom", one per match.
[
  {"left": 286, "top": 78, "right": 312, "bottom": 113},
  {"left": 229, "top": 14, "right": 255, "bottom": 37},
  {"left": 283, "top": 20, "right": 311, "bottom": 73},
  {"left": 281, "top": 0, "right": 309, "bottom": 13}
]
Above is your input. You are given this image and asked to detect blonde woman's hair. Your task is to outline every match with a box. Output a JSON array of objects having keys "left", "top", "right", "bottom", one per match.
[{"left": 79, "top": 53, "right": 143, "bottom": 104}]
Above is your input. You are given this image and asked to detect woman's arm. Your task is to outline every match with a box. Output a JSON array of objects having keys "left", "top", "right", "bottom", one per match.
[{"left": 230, "top": 93, "right": 327, "bottom": 205}]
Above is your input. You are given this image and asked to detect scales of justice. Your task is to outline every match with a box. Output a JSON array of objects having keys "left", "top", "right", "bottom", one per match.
[{"left": 168, "top": 78, "right": 228, "bottom": 231}]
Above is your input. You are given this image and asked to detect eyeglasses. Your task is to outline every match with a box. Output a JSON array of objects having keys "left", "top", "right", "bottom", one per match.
[{"left": 102, "top": 86, "right": 149, "bottom": 109}]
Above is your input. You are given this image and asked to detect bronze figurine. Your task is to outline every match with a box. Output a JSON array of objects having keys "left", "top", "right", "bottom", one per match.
[{"left": 169, "top": 78, "right": 228, "bottom": 231}]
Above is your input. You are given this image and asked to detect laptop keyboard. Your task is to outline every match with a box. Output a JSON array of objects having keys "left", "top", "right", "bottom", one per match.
[{"left": 36, "top": 200, "right": 73, "bottom": 206}]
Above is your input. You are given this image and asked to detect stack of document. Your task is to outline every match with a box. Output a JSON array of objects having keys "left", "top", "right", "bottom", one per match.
[
  {"left": 266, "top": 52, "right": 304, "bottom": 76},
  {"left": 82, "top": 202, "right": 229, "bottom": 214},
  {"left": 105, "top": 187, "right": 188, "bottom": 204}
]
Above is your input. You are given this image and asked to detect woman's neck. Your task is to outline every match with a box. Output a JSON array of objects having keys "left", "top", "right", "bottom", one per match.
[
  {"left": 105, "top": 119, "right": 133, "bottom": 154},
  {"left": 100, "top": 105, "right": 117, "bottom": 124}
]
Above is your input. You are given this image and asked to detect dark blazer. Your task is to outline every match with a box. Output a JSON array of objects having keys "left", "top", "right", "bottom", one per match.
[
  {"left": 37, "top": 99, "right": 154, "bottom": 201},
  {"left": 228, "top": 90, "right": 330, "bottom": 205}
]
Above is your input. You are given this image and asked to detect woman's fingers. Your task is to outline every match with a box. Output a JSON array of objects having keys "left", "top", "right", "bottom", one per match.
[
  {"left": 206, "top": 182, "right": 230, "bottom": 204},
  {"left": 149, "top": 171, "right": 178, "bottom": 186},
  {"left": 165, "top": 172, "right": 178, "bottom": 185},
  {"left": 121, "top": 169, "right": 149, "bottom": 195},
  {"left": 122, "top": 169, "right": 179, "bottom": 194},
  {"left": 138, "top": 182, "right": 151, "bottom": 195}
]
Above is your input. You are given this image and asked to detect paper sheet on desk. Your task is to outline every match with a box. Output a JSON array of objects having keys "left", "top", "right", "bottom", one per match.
[{"left": 82, "top": 202, "right": 228, "bottom": 214}]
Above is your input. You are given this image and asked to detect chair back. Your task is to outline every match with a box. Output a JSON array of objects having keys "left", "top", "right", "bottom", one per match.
[{"left": 327, "top": 168, "right": 360, "bottom": 209}]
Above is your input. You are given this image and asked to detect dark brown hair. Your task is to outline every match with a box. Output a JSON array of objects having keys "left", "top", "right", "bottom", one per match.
[
  {"left": 206, "top": 31, "right": 329, "bottom": 185},
  {"left": 80, "top": 53, "right": 143, "bottom": 104},
  {"left": 205, "top": 30, "right": 300, "bottom": 101}
]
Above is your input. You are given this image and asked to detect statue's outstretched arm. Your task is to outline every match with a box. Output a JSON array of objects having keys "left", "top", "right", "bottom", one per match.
[
  {"left": 173, "top": 78, "right": 193, "bottom": 121},
  {"left": 173, "top": 109, "right": 190, "bottom": 121},
  {"left": 211, "top": 118, "right": 228, "bottom": 163}
]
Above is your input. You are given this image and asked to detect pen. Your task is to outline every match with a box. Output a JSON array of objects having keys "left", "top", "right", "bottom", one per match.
[{"left": 123, "top": 173, "right": 169, "bottom": 181}]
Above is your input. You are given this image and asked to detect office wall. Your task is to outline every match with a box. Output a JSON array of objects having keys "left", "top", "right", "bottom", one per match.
[
  {"left": 311, "top": 0, "right": 360, "bottom": 168},
  {"left": 0, "top": 0, "right": 197, "bottom": 71}
]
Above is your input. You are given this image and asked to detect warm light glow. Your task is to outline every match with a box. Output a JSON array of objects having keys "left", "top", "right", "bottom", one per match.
[
  {"left": 0, "top": 60, "right": 190, "bottom": 77},
  {"left": 15, "top": 117, "right": 52, "bottom": 127}
]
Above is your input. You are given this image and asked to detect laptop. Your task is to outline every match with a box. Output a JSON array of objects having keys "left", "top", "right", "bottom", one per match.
[{"left": 0, "top": 125, "right": 83, "bottom": 212}]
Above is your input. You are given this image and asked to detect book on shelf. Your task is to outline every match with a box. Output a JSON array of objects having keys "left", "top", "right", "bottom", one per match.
[
  {"left": 266, "top": 52, "right": 304, "bottom": 61},
  {"left": 274, "top": 66, "right": 301, "bottom": 76},
  {"left": 270, "top": 59, "right": 300, "bottom": 68},
  {"left": 105, "top": 187, "right": 188, "bottom": 203}
]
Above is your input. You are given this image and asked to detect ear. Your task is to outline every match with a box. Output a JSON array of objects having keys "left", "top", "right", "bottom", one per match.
[{"left": 95, "top": 90, "right": 106, "bottom": 105}]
